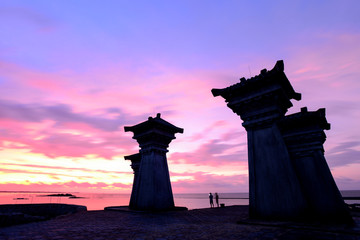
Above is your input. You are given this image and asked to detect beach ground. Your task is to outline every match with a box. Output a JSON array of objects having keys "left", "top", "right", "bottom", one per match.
[{"left": 0, "top": 205, "right": 359, "bottom": 240}]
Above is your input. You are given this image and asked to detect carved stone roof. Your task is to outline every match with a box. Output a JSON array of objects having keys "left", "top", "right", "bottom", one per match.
[
  {"left": 278, "top": 107, "right": 331, "bottom": 132},
  {"left": 124, "top": 113, "right": 184, "bottom": 135},
  {"left": 211, "top": 60, "right": 301, "bottom": 102},
  {"left": 124, "top": 153, "right": 141, "bottom": 162}
]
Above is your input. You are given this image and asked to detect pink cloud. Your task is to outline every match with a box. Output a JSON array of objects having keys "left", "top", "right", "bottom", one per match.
[
  {"left": 169, "top": 128, "right": 248, "bottom": 167},
  {"left": 1, "top": 163, "right": 131, "bottom": 176},
  {"left": 0, "top": 59, "right": 226, "bottom": 118},
  {"left": 286, "top": 33, "right": 360, "bottom": 104},
  {"left": 0, "top": 99, "right": 146, "bottom": 159},
  {"left": 178, "top": 120, "right": 230, "bottom": 143},
  {"left": 171, "top": 171, "right": 248, "bottom": 193},
  {"left": 0, "top": 181, "right": 131, "bottom": 193}
]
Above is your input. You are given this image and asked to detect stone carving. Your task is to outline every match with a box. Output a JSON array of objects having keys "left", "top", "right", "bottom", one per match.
[
  {"left": 212, "top": 60, "right": 352, "bottom": 223},
  {"left": 124, "top": 113, "right": 183, "bottom": 211}
]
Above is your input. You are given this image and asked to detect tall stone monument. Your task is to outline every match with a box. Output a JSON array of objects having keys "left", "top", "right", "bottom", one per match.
[
  {"left": 211, "top": 60, "right": 352, "bottom": 223},
  {"left": 124, "top": 113, "right": 183, "bottom": 211}
]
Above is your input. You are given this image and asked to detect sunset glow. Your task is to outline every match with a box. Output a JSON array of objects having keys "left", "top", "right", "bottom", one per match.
[{"left": 0, "top": 1, "right": 359, "bottom": 193}]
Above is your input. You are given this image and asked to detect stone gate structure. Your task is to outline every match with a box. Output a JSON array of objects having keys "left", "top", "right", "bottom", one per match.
[
  {"left": 124, "top": 113, "right": 183, "bottom": 211},
  {"left": 211, "top": 60, "right": 352, "bottom": 223}
]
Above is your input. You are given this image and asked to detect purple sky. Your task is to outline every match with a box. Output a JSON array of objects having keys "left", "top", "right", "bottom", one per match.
[{"left": 0, "top": 0, "right": 359, "bottom": 193}]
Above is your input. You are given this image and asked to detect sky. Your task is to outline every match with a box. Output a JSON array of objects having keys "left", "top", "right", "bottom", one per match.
[{"left": 0, "top": 0, "right": 359, "bottom": 194}]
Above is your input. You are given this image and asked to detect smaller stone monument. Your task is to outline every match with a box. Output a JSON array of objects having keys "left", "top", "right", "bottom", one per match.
[
  {"left": 278, "top": 107, "right": 351, "bottom": 222},
  {"left": 124, "top": 153, "right": 141, "bottom": 209},
  {"left": 124, "top": 113, "right": 183, "bottom": 211}
]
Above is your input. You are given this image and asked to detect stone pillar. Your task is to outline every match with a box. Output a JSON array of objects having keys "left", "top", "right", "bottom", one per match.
[
  {"left": 124, "top": 113, "right": 183, "bottom": 211},
  {"left": 279, "top": 107, "right": 352, "bottom": 223},
  {"left": 124, "top": 153, "right": 141, "bottom": 209},
  {"left": 212, "top": 60, "right": 307, "bottom": 220}
]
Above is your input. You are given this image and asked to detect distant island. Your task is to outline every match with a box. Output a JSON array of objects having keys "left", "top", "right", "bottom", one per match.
[
  {"left": 39, "top": 193, "right": 85, "bottom": 198},
  {"left": 44, "top": 193, "right": 74, "bottom": 197}
]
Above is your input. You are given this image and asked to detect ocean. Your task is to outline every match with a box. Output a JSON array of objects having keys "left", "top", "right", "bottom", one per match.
[{"left": 1, "top": 191, "right": 359, "bottom": 211}]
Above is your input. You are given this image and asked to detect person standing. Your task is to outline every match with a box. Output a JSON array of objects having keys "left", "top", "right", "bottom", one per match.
[
  {"left": 209, "top": 193, "right": 214, "bottom": 208},
  {"left": 215, "top": 193, "right": 219, "bottom": 207}
]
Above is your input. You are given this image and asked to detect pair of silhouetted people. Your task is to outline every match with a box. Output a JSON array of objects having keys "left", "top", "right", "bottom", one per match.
[{"left": 209, "top": 193, "right": 219, "bottom": 208}]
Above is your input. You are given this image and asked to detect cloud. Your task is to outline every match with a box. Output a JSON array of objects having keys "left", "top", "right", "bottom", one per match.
[
  {"left": 326, "top": 141, "right": 360, "bottom": 168},
  {"left": 0, "top": 99, "right": 145, "bottom": 131},
  {"left": 61, "top": 181, "right": 130, "bottom": 190},
  {"left": 0, "top": 167, "right": 76, "bottom": 178},
  {"left": 171, "top": 171, "right": 248, "bottom": 193},
  {"left": 325, "top": 100, "right": 360, "bottom": 118},
  {"left": 169, "top": 129, "right": 247, "bottom": 167},
  {"left": 0, "top": 99, "right": 147, "bottom": 158},
  {"left": 0, "top": 58, "right": 227, "bottom": 118},
  {"left": 184, "top": 120, "right": 230, "bottom": 142},
  {"left": 333, "top": 177, "right": 360, "bottom": 191},
  {"left": 0, "top": 181, "right": 131, "bottom": 193},
  {"left": 0, "top": 6, "right": 57, "bottom": 32},
  {"left": 287, "top": 33, "right": 360, "bottom": 111},
  {"left": 1, "top": 162, "right": 130, "bottom": 176}
]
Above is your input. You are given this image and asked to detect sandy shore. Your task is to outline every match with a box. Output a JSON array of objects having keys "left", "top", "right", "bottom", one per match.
[{"left": 0, "top": 205, "right": 359, "bottom": 239}]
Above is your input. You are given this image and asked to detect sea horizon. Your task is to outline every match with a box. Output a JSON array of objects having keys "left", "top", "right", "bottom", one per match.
[{"left": 1, "top": 190, "right": 359, "bottom": 211}]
